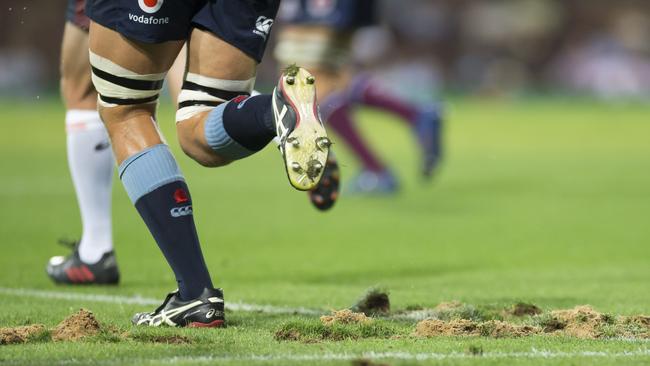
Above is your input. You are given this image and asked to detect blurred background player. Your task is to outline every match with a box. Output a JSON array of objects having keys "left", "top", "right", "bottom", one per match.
[
  {"left": 46, "top": 0, "right": 121, "bottom": 285},
  {"left": 274, "top": 0, "right": 443, "bottom": 195}
]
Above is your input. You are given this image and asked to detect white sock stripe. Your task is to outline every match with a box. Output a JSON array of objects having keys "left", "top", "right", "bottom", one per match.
[
  {"left": 89, "top": 51, "right": 166, "bottom": 80},
  {"left": 185, "top": 73, "right": 256, "bottom": 92}
]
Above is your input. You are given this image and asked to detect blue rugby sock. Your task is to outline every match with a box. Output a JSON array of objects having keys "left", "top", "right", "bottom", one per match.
[
  {"left": 204, "top": 95, "right": 275, "bottom": 160},
  {"left": 119, "top": 144, "right": 212, "bottom": 300}
]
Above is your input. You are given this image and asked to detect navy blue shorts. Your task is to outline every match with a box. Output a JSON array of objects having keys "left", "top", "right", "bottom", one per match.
[
  {"left": 66, "top": 0, "right": 90, "bottom": 31},
  {"left": 278, "top": 0, "right": 376, "bottom": 30},
  {"left": 86, "top": 0, "right": 280, "bottom": 63}
]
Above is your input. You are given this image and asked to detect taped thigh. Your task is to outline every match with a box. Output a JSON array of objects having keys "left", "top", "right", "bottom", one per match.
[
  {"left": 175, "top": 73, "right": 256, "bottom": 122},
  {"left": 89, "top": 51, "right": 166, "bottom": 107}
]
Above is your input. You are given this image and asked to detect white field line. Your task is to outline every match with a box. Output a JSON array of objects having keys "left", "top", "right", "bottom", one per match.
[
  {"left": 0, "top": 287, "right": 322, "bottom": 315},
  {"left": 150, "top": 349, "right": 650, "bottom": 364}
]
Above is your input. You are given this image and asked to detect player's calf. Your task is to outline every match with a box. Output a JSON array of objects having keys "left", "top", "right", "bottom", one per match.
[{"left": 89, "top": 48, "right": 214, "bottom": 302}]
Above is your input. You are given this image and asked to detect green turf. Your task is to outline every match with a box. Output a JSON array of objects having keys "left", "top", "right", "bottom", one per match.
[{"left": 1, "top": 98, "right": 650, "bottom": 365}]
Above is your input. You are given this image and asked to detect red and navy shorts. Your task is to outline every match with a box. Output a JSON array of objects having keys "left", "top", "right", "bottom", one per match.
[
  {"left": 85, "top": 0, "right": 280, "bottom": 63},
  {"left": 66, "top": 0, "right": 90, "bottom": 31}
]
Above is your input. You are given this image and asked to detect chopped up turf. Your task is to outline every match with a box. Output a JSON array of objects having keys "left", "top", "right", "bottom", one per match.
[{"left": 1, "top": 98, "right": 650, "bottom": 365}]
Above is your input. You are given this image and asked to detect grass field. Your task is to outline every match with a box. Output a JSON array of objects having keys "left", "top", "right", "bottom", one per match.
[{"left": 1, "top": 98, "right": 650, "bottom": 365}]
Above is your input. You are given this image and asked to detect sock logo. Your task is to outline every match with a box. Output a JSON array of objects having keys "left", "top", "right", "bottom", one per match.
[
  {"left": 170, "top": 205, "right": 192, "bottom": 217},
  {"left": 234, "top": 95, "right": 251, "bottom": 109},
  {"left": 94, "top": 140, "right": 111, "bottom": 151},
  {"left": 173, "top": 188, "right": 189, "bottom": 204}
]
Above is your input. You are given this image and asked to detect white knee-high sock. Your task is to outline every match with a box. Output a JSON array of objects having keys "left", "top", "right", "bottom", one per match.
[{"left": 66, "top": 110, "right": 115, "bottom": 264}]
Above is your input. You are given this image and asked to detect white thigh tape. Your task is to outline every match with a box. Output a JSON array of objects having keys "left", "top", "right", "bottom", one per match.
[{"left": 89, "top": 51, "right": 166, "bottom": 106}]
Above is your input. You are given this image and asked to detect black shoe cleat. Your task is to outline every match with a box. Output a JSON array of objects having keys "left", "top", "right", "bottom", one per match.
[
  {"left": 132, "top": 288, "right": 225, "bottom": 328},
  {"left": 308, "top": 152, "right": 340, "bottom": 211},
  {"left": 46, "top": 239, "right": 119, "bottom": 285}
]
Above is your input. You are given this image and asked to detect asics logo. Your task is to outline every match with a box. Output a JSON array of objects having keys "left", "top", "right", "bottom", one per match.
[
  {"left": 170, "top": 205, "right": 192, "bottom": 217},
  {"left": 206, "top": 309, "right": 216, "bottom": 319},
  {"left": 253, "top": 16, "right": 274, "bottom": 40}
]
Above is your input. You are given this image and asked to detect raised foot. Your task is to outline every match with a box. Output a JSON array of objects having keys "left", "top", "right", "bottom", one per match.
[{"left": 273, "top": 66, "right": 331, "bottom": 191}]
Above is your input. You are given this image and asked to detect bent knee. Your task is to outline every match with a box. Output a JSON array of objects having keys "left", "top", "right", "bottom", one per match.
[{"left": 177, "top": 121, "right": 232, "bottom": 168}]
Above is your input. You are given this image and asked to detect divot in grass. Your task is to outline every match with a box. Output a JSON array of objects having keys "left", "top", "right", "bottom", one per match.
[
  {"left": 413, "top": 304, "right": 650, "bottom": 339},
  {"left": 350, "top": 287, "right": 390, "bottom": 316},
  {"left": 414, "top": 319, "right": 538, "bottom": 338},
  {"left": 321, "top": 310, "right": 372, "bottom": 326},
  {"left": 508, "top": 302, "right": 543, "bottom": 317},
  {"left": 52, "top": 308, "right": 101, "bottom": 341},
  {"left": 1, "top": 308, "right": 198, "bottom": 346},
  {"left": 0, "top": 324, "right": 48, "bottom": 345}
]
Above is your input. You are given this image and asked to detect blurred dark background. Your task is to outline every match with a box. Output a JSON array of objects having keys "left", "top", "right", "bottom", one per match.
[{"left": 1, "top": 0, "right": 649, "bottom": 100}]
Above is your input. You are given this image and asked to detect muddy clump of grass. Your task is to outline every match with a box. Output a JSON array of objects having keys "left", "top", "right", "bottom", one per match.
[
  {"left": 618, "top": 316, "right": 650, "bottom": 338},
  {"left": 537, "top": 306, "right": 650, "bottom": 339},
  {"left": 321, "top": 310, "right": 372, "bottom": 326},
  {"left": 351, "top": 288, "right": 390, "bottom": 316},
  {"left": 626, "top": 316, "right": 650, "bottom": 327},
  {"left": 478, "top": 320, "right": 540, "bottom": 338},
  {"left": 414, "top": 319, "right": 479, "bottom": 337},
  {"left": 508, "top": 303, "right": 542, "bottom": 317},
  {"left": 0, "top": 324, "right": 48, "bottom": 345},
  {"left": 434, "top": 302, "right": 501, "bottom": 322},
  {"left": 411, "top": 302, "right": 650, "bottom": 340},
  {"left": 52, "top": 309, "right": 101, "bottom": 341},
  {"left": 414, "top": 318, "right": 540, "bottom": 338},
  {"left": 540, "top": 305, "right": 612, "bottom": 339},
  {"left": 535, "top": 313, "right": 565, "bottom": 332}
]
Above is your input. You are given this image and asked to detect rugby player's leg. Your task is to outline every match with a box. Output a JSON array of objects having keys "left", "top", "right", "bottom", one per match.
[
  {"left": 347, "top": 76, "right": 444, "bottom": 178},
  {"left": 321, "top": 83, "right": 399, "bottom": 194},
  {"left": 88, "top": 22, "right": 213, "bottom": 301},
  {"left": 167, "top": 45, "right": 187, "bottom": 104},
  {"left": 175, "top": 29, "right": 270, "bottom": 167},
  {"left": 175, "top": 28, "right": 330, "bottom": 190},
  {"left": 61, "top": 22, "right": 115, "bottom": 263},
  {"left": 46, "top": 21, "right": 120, "bottom": 284}
]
